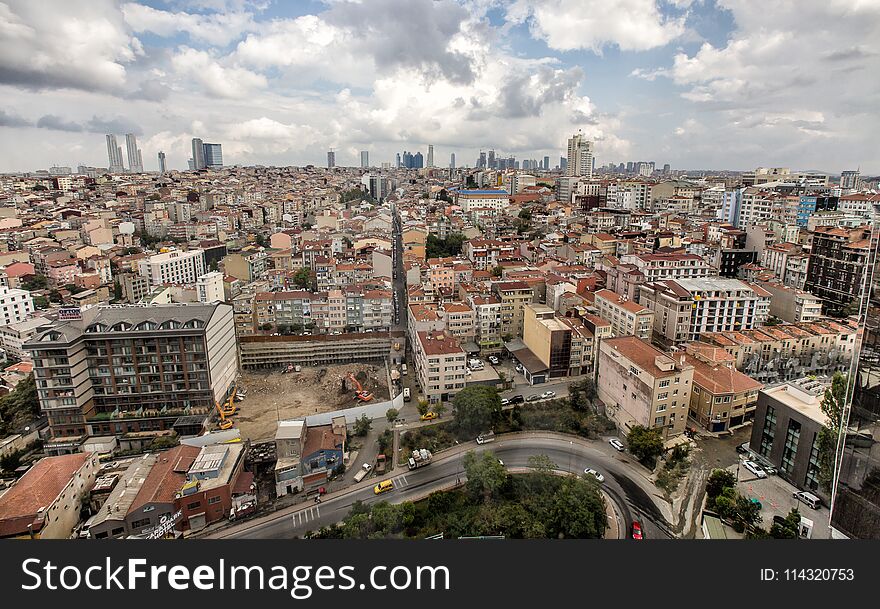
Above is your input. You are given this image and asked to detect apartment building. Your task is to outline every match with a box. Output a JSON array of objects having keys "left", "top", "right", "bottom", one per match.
[
  {"left": 25, "top": 303, "right": 237, "bottom": 448},
  {"left": 696, "top": 318, "right": 857, "bottom": 383},
  {"left": 758, "top": 281, "right": 823, "bottom": 323},
  {"left": 619, "top": 252, "right": 714, "bottom": 282},
  {"left": 804, "top": 225, "right": 872, "bottom": 314},
  {"left": 455, "top": 189, "right": 509, "bottom": 212},
  {"left": 197, "top": 271, "right": 224, "bottom": 303},
  {"left": 493, "top": 281, "right": 533, "bottom": 338},
  {"left": 463, "top": 239, "right": 517, "bottom": 271},
  {"left": 683, "top": 343, "right": 763, "bottom": 432},
  {"left": 593, "top": 289, "right": 654, "bottom": 339},
  {"left": 439, "top": 302, "right": 476, "bottom": 344},
  {"left": 470, "top": 295, "right": 503, "bottom": 354},
  {"left": 238, "top": 333, "right": 392, "bottom": 369},
  {"left": 250, "top": 288, "right": 393, "bottom": 334},
  {"left": 639, "top": 278, "right": 771, "bottom": 346},
  {"left": 414, "top": 331, "right": 467, "bottom": 404},
  {"left": 0, "top": 285, "right": 34, "bottom": 326},
  {"left": 597, "top": 336, "right": 694, "bottom": 438},
  {"left": 0, "top": 316, "right": 48, "bottom": 361},
  {"left": 521, "top": 304, "right": 594, "bottom": 380},
  {"left": 138, "top": 249, "right": 206, "bottom": 287}
]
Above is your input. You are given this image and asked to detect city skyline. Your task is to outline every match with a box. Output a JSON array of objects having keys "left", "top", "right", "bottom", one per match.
[{"left": 0, "top": 1, "right": 878, "bottom": 173}]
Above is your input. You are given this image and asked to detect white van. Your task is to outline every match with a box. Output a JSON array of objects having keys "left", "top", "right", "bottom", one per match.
[
  {"left": 403, "top": 387, "right": 411, "bottom": 402},
  {"left": 793, "top": 491, "right": 821, "bottom": 510}
]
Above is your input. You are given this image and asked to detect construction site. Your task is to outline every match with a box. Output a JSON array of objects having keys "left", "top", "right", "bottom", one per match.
[{"left": 231, "top": 363, "right": 392, "bottom": 442}]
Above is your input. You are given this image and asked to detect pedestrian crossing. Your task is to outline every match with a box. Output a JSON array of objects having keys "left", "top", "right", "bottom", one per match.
[
  {"left": 291, "top": 505, "right": 321, "bottom": 527},
  {"left": 393, "top": 474, "right": 409, "bottom": 488}
]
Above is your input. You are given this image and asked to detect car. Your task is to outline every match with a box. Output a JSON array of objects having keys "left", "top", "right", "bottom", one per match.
[
  {"left": 750, "top": 498, "right": 762, "bottom": 510},
  {"left": 498, "top": 459, "right": 504, "bottom": 466},
  {"left": 515, "top": 363, "right": 524, "bottom": 373},
  {"left": 362, "top": 463, "right": 372, "bottom": 472},
  {"left": 373, "top": 480, "right": 394, "bottom": 495},
  {"left": 743, "top": 460, "right": 767, "bottom": 478},
  {"left": 540, "top": 390, "right": 556, "bottom": 399},
  {"left": 631, "top": 521, "right": 643, "bottom": 540},
  {"left": 608, "top": 438, "right": 625, "bottom": 452},
  {"left": 488, "top": 355, "right": 500, "bottom": 365},
  {"left": 500, "top": 398, "right": 510, "bottom": 406},
  {"left": 509, "top": 395, "right": 525, "bottom": 405},
  {"left": 526, "top": 394, "right": 541, "bottom": 402},
  {"left": 584, "top": 468, "right": 605, "bottom": 483},
  {"left": 420, "top": 412, "right": 439, "bottom": 421}
]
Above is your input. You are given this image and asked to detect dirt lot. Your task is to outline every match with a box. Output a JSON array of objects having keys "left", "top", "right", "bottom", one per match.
[{"left": 233, "top": 363, "right": 390, "bottom": 442}]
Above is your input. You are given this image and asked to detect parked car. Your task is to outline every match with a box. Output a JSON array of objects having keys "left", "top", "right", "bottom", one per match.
[
  {"left": 420, "top": 411, "right": 439, "bottom": 421},
  {"left": 501, "top": 398, "right": 510, "bottom": 406},
  {"left": 488, "top": 355, "right": 500, "bottom": 365},
  {"left": 631, "top": 521, "right": 643, "bottom": 540},
  {"left": 743, "top": 460, "right": 767, "bottom": 478},
  {"left": 540, "top": 390, "right": 556, "bottom": 399},
  {"left": 515, "top": 363, "right": 524, "bottom": 373},
  {"left": 608, "top": 438, "right": 625, "bottom": 452},
  {"left": 509, "top": 395, "right": 525, "bottom": 405},
  {"left": 750, "top": 497, "right": 762, "bottom": 510},
  {"left": 584, "top": 468, "right": 605, "bottom": 483},
  {"left": 362, "top": 463, "right": 372, "bottom": 472},
  {"left": 526, "top": 394, "right": 541, "bottom": 402},
  {"left": 792, "top": 490, "right": 821, "bottom": 509}
]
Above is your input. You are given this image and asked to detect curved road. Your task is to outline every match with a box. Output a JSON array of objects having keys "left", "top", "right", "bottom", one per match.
[{"left": 209, "top": 435, "right": 672, "bottom": 540}]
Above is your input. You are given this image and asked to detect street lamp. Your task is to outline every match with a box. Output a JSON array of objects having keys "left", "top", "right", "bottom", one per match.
[{"left": 569, "top": 440, "right": 573, "bottom": 473}]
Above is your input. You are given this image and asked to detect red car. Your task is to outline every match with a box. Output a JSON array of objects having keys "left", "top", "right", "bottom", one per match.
[{"left": 631, "top": 521, "right": 643, "bottom": 540}]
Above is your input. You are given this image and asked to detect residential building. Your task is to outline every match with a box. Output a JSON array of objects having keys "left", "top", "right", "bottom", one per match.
[
  {"left": 758, "top": 281, "right": 823, "bottom": 323},
  {"left": 566, "top": 131, "right": 593, "bottom": 178},
  {"left": 0, "top": 285, "right": 34, "bottom": 326},
  {"left": 521, "top": 304, "right": 594, "bottom": 381},
  {"left": 125, "top": 133, "right": 143, "bottom": 173},
  {"left": 684, "top": 343, "right": 763, "bottom": 432},
  {"left": 25, "top": 303, "right": 237, "bottom": 447},
  {"left": 105, "top": 134, "right": 124, "bottom": 173},
  {"left": 593, "top": 289, "right": 654, "bottom": 339},
  {"left": 414, "top": 331, "right": 466, "bottom": 403},
  {"left": 138, "top": 249, "right": 206, "bottom": 288},
  {"left": 597, "top": 336, "right": 694, "bottom": 438},
  {"left": 0, "top": 316, "right": 48, "bottom": 361},
  {"left": 639, "top": 278, "right": 771, "bottom": 346},
  {"left": 619, "top": 252, "right": 714, "bottom": 282},
  {"left": 197, "top": 271, "right": 225, "bottom": 303},
  {"left": 493, "top": 281, "right": 533, "bottom": 338},
  {"left": 804, "top": 225, "right": 872, "bottom": 314}
]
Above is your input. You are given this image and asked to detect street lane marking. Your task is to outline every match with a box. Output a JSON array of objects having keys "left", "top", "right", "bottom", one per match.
[{"left": 394, "top": 475, "right": 408, "bottom": 488}]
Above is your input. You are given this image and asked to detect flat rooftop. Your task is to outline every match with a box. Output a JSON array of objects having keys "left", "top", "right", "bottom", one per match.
[{"left": 761, "top": 378, "right": 828, "bottom": 424}]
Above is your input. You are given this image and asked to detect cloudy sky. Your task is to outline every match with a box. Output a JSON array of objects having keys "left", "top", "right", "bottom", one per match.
[{"left": 1, "top": 0, "right": 878, "bottom": 173}]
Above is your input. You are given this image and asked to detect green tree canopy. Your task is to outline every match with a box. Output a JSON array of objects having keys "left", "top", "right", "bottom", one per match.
[
  {"left": 426, "top": 232, "right": 466, "bottom": 259},
  {"left": 463, "top": 450, "right": 508, "bottom": 502},
  {"left": 352, "top": 414, "right": 372, "bottom": 437},
  {"left": 292, "top": 267, "right": 312, "bottom": 290},
  {"left": 817, "top": 372, "right": 848, "bottom": 492},
  {"left": 453, "top": 386, "right": 502, "bottom": 435},
  {"left": 626, "top": 425, "right": 664, "bottom": 466},
  {"left": 549, "top": 476, "right": 607, "bottom": 539}
]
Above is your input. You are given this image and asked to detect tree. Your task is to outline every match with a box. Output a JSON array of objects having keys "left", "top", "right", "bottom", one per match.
[
  {"left": 817, "top": 372, "right": 847, "bottom": 492},
  {"left": 463, "top": 450, "right": 507, "bottom": 502},
  {"left": 732, "top": 494, "right": 762, "bottom": 532},
  {"left": 549, "top": 476, "right": 607, "bottom": 538},
  {"left": 21, "top": 275, "right": 48, "bottom": 291},
  {"left": 292, "top": 267, "right": 312, "bottom": 290},
  {"left": 353, "top": 414, "right": 372, "bottom": 437},
  {"left": 769, "top": 508, "right": 802, "bottom": 539},
  {"left": 433, "top": 401, "right": 447, "bottom": 417},
  {"left": 453, "top": 386, "right": 502, "bottom": 435},
  {"left": 705, "top": 469, "right": 737, "bottom": 507},
  {"left": 33, "top": 296, "right": 49, "bottom": 309},
  {"left": 426, "top": 232, "right": 466, "bottom": 259},
  {"left": 254, "top": 233, "right": 270, "bottom": 248},
  {"left": 416, "top": 397, "right": 430, "bottom": 416},
  {"left": 386, "top": 408, "right": 399, "bottom": 422},
  {"left": 491, "top": 265, "right": 503, "bottom": 278},
  {"left": 0, "top": 375, "right": 40, "bottom": 436},
  {"left": 626, "top": 425, "right": 664, "bottom": 466},
  {"left": 568, "top": 378, "right": 598, "bottom": 411}
]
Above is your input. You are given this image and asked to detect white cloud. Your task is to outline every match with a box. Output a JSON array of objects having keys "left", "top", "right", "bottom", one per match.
[
  {"left": 0, "top": 0, "right": 142, "bottom": 92},
  {"left": 170, "top": 47, "right": 267, "bottom": 98},
  {"left": 506, "top": 0, "right": 686, "bottom": 52},
  {"left": 122, "top": 3, "right": 257, "bottom": 46}
]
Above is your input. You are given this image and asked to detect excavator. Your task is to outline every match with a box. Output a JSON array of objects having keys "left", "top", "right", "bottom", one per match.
[
  {"left": 215, "top": 400, "right": 234, "bottom": 430},
  {"left": 219, "top": 387, "right": 238, "bottom": 417},
  {"left": 348, "top": 373, "right": 374, "bottom": 402}
]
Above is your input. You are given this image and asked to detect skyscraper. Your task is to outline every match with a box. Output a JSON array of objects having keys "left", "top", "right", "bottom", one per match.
[
  {"left": 663, "top": 163, "right": 671, "bottom": 174},
  {"left": 157, "top": 151, "right": 166, "bottom": 176},
  {"left": 487, "top": 149, "right": 496, "bottom": 170},
  {"left": 125, "top": 133, "right": 143, "bottom": 173},
  {"left": 396, "top": 153, "right": 401, "bottom": 168},
  {"left": 841, "top": 170, "right": 861, "bottom": 190},
  {"left": 191, "top": 138, "right": 206, "bottom": 170},
  {"left": 327, "top": 150, "right": 336, "bottom": 168},
  {"left": 360, "top": 150, "right": 369, "bottom": 168},
  {"left": 478, "top": 151, "right": 487, "bottom": 169},
  {"left": 565, "top": 131, "right": 593, "bottom": 178},
  {"left": 413, "top": 151, "right": 424, "bottom": 169},
  {"left": 543, "top": 156, "right": 550, "bottom": 171},
  {"left": 105, "top": 134, "right": 124, "bottom": 173},
  {"left": 427, "top": 145, "right": 434, "bottom": 168},
  {"left": 203, "top": 143, "right": 223, "bottom": 169},
  {"left": 450, "top": 152, "right": 456, "bottom": 169}
]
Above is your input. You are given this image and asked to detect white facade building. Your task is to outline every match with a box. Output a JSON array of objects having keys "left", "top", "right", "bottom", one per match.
[
  {"left": 0, "top": 285, "right": 34, "bottom": 326},
  {"left": 138, "top": 249, "right": 206, "bottom": 287}
]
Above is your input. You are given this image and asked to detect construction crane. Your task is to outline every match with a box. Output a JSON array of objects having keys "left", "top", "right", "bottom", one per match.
[
  {"left": 215, "top": 400, "right": 234, "bottom": 430},
  {"left": 348, "top": 373, "right": 373, "bottom": 402}
]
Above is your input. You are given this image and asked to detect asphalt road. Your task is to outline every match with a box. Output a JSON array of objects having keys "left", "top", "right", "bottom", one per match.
[{"left": 210, "top": 435, "right": 671, "bottom": 540}]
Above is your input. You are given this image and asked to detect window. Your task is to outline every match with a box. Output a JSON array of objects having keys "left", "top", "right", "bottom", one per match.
[
  {"left": 207, "top": 496, "right": 221, "bottom": 505},
  {"left": 659, "top": 380, "right": 670, "bottom": 388},
  {"left": 654, "top": 416, "right": 666, "bottom": 426},
  {"left": 658, "top": 392, "right": 668, "bottom": 400},
  {"left": 780, "top": 419, "right": 801, "bottom": 475},
  {"left": 759, "top": 406, "right": 776, "bottom": 458},
  {"left": 186, "top": 501, "right": 201, "bottom": 510},
  {"left": 131, "top": 518, "right": 151, "bottom": 529}
]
